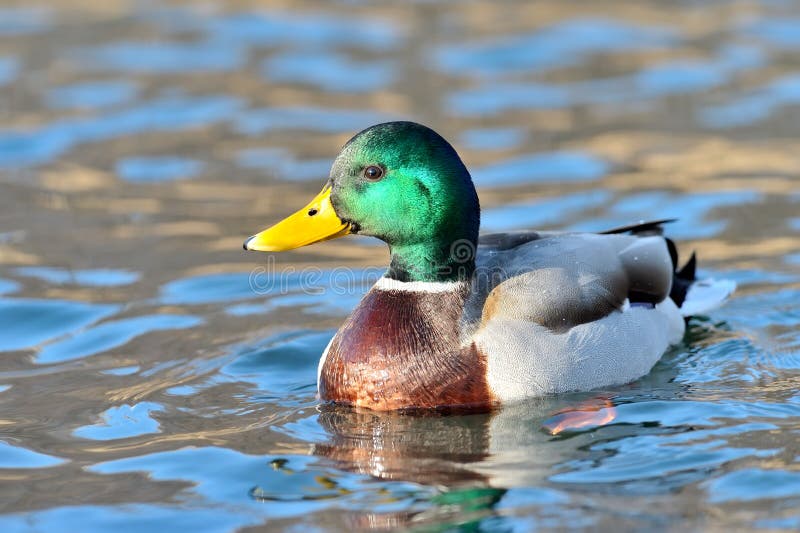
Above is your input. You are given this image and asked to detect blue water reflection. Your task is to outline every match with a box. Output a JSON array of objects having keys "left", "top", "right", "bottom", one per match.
[
  {"left": 0, "top": 7, "right": 51, "bottom": 36},
  {"left": 0, "top": 441, "right": 65, "bottom": 469},
  {"left": 159, "top": 272, "right": 264, "bottom": 305},
  {"left": 0, "top": 505, "right": 256, "bottom": 533},
  {"left": 473, "top": 151, "right": 609, "bottom": 188},
  {"left": 203, "top": 11, "right": 404, "bottom": 50},
  {"left": 116, "top": 157, "right": 204, "bottom": 183},
  {"left": 264, "top": 52, "right": 395, "bottom": 92},
  {"left": 706, "top": 468, "right": 800, "bottom": 502},
  {"left": 0, "top": 57, "right": 18, "bottom": 86},
  {"left": 636, "top": 60, "right": 727, "bottom": 96},
  {"left": 88, "top": 448, "right": 433, "bottom": 521},
  {"left": 448, "top": 82, "right": 570, "bottom": 115},
  {"left": 0, "top": 94, "right": 241, "bottom": 168},
  {"left": 551, "top": 422, "right": 778, "bottom": 484},
  {"left": 482, "top": 190, "right": 612, "bottom": 232},
  {"left": 0, "top": 278, "right": 19, "bottom": 295},
  {"left": 161, "top": 268, "right": 377, "bottom": 307},
  {"left": 227, "top": 289, "right": 365, "bottom": 317},
  {"left": 221, "top": 330, "right": 331, "bottom": 397},
  {"left": 14, "top": 267, "right": 140, "bottom": 287},
  {"left": 73, "top": 41, "right": 245, "bottom": 73},
  {"left": 434, "top": 19, "right": 674, "bottom": 77},
  {"left": 568, "top": 189, "right": 762, "bottom": 239},
  {"left": 0, "top": 299, "right": 118, "bottom": 352},
  {"left": 74, "top": 402, "right": 164, "bottom": 441},
  {"left": 236, "top": 148, "right": 330, "bottom": 181},
  {"left": 37, "top": 314, "right": 203, "bottom": 364},
  {"left": 449, "top": 44, "right": 759, "bottom": 117},
  {"left": 234, "top": 106, "right": 394, "bottom": 136},
  {"left": 101, "top": 365, "right": 140, "bottom": 376},
  {"left": 701, "top": 74, "right": 800, "bottom": 128},
  {"left": 743, "top": 18, "right": 800, "bottom": 48},
  {"left": 46, "top": 81, "right": 138, "bottom": 110},
  {"left": 459, "top": 128, "right": 526, "bottom": 151}
]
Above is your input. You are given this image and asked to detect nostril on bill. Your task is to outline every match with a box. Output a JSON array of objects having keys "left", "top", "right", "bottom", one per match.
[{"left": 308, "top": 208, "right": 318, "bottom": 216}]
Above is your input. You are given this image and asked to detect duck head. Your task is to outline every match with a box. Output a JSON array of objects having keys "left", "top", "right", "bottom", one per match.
[{"left": 244, "top": 121, "right": 480, "bottom": 282}]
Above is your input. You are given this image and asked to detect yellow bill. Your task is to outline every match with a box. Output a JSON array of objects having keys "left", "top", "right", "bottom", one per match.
[{"left": 244, "top": 186, "right": 351, "bottom": 252}]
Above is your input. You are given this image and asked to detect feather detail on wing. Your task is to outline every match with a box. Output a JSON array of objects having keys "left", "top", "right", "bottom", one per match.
[{"left": 469, "top": 232, "right": 674, "bottom": 333}]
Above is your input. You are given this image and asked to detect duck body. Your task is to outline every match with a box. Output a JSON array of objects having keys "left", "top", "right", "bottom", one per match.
[
  {"left": 245, "top": 121, "right": 734, "bottom": 412},
  {"left": 318, "top": 231, "right": 688, "bottom": 411}
]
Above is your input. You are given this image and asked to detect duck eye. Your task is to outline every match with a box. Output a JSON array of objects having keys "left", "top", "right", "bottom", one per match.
[{"left": 363, "top": 165, "right": 384, "bottom": 181}]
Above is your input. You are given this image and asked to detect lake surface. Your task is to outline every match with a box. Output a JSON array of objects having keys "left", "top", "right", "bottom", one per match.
[{"left": 1, "top": 1, "right": 799, "bottom": 530}]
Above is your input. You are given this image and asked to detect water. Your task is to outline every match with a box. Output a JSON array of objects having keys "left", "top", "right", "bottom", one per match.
[{"left": 0, "top": 1, "right": 798, "bottom": 530}]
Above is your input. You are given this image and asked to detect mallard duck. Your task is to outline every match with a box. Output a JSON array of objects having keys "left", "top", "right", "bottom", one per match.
[{"left": 244, "top": 122, "right": 734, "bottom": 411}]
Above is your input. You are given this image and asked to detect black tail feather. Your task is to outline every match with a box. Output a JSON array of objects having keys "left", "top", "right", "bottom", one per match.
[
  {"left": 670, "top": 251, "right": 696, "bottom": 308},
  {"left": 677, "top": 252, "right": 697, "bottom": 282}
]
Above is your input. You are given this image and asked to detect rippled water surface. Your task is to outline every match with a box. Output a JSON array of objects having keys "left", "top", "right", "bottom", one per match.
[{"left": 1, "top": 1, "right": 799, "bottom": 531}]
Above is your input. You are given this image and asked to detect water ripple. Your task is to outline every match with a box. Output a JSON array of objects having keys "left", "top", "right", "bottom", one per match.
[
  {"left": 0, "top": 299, "right": 119, "bottom": 352},
  {"left": 263, "top": 52, "right": 395, "bottom": 93},
  {"left": 0, "top": 57, "right": 19, "bottom": 86},
  {"left": 482, "top": 190, "right": 613, "bottom": 232},
  {"left": 233, "top": 106, "right": 394, "bottom": 136},
  {"left": 0, "top": 7, "right": 51, "bottom": 36},
  {"left": 701, "top": 74, "right": 800, "bottom": 128},
  {"left": 116, "top": 157, "right": 204, "bottom": 183},
  {"left": 204, "top": 11, "right": 404, "bottom": 51},
  {"left": 73, "top": 402, "right": 165, "bottom": 441},
  {"left": 0, "top": 94, "right": 242, "bottom": 168},
  {"left": 235, "top": 148, "right": 330, "bottom": 182},
  {"left": 14, "top": 267, "right": 140, "bottom": 287},
  {"left": 72, "top": 41, "right": 245, "bottom": 73},
  {"left": 706, "top": 468, "right": 800, "bottom": 503},
  {"left": 434, "top": 18, "right": 674, "bottom": 77},
  {"left": 0, "top": 278, "right": 20, "bottom": 296},
  {"left": 0, "top": 441, "right": 65, "bottom": 469},
  {"left": 45, "top": 81, "right": 139, "bottom": 110},
  {"left": 36, "top": 314, "right": 203, "bottom": 364},
  {"left": 473, "top": 151, "right": 609, "bottom": 188},
  {"left": 742, "top": 17, "right": 800, "bottom": 49}
]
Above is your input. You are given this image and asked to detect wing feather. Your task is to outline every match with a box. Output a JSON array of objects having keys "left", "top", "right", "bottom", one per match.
[{"left": 468, "top": 233, "right": 674, "bottom": 333}]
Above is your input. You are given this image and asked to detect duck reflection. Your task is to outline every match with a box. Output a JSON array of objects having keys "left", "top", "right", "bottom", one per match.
[
  {"left": 314, "top": 395, "right": 617, "bottom": 480},
  {"left": 314, "top": 405, "right": 493, "bottom": 484},
  {"left": 310, "top": 395, "right": 616, "bottom": 530},
  {"left": 313, "top": 405, "right": 503, "bottom": 530}
]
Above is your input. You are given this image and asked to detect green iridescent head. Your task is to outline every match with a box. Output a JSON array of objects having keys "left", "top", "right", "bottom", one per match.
[
  {"left": 244, "top": 121, "right": 480, "bottom": 282},
  {"left": 329, "top": 121, "right": 480, "bottom": 282}
]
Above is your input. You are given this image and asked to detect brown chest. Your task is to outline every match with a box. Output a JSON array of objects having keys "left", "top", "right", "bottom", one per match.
[{"left": 318, "top": 286, "right": 493, "bottom": 411}]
